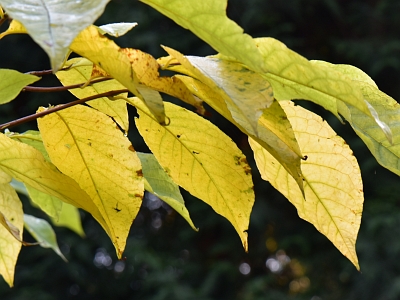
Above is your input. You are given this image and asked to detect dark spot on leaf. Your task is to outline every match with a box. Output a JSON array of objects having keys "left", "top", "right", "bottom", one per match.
[
  {"left": 113, "top": 204, "right": 121, "bottom": 212},
  {"left": 135, "top": 193, "right": 142, "bottom": 198},
  {"left": 128, "top": 145, "right": 135, "bottom": 152},
  {"left": 302, "top": 155, "right": 308, "bottom": 161},
  {"left": 236, "top": 87, "right": 246, "bottom": 92},
  {"left": 177, "top": 135, "right": 181, "bottom": 138},
  {"left": 192, "top": 151, "right": 199, "bottom": 154},
  {"left": 136, "top": 169, "right": 143, "bottom": 177}
]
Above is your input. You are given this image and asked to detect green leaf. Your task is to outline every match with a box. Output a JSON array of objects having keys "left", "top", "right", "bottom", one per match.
[
  {"left": 0, "top": 0, "right": 110, "bottom": 71},
  {"left": 98, "top": 22, "right": 138, "bottom": 37},
  {"left": 137, "top": 152, "right": 197, "bottom": 231},
  {"left": 250, "top": 101, "right": 363, "bottom": 270},
  {"left": 9, "top": 130, "right": 50, "bottom": 161},
  {"left": 140, "top": 0, "right": 266, "bottom": 73},
  {"left": 51, "top": 203, "right": 84, "bottom": 237},
  {"left": 0, "top": 133, "right": 109, "bottom": 237},
  {"left": 0, "top": 183, "right": 23, "bottom": 287},
  {"left": 56, "top": 57, "right": 129, "bottom": 132},
  {"left": 37, "top": 104, "right": 144, "bottom": 258},
  {"left": 130, "top": 98, "right": 254, "bottom": 250},
  {"left": 0, "top": 69, "right": 39, "bottom": 104},
  {"left": 25, "top": 184, "right": 63, "bottom": 220},
  {"left": 23, "top": 214, "right": 67, "bottom": 262}
]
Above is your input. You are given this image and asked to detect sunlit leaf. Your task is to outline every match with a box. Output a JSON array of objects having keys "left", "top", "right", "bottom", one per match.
[
  {"left": 140, "top": 0, "right": 266, "bottom": 73},
  {"left": 0, "top": 0, "right": 110, "bottom": 71},
  {"left": 51, "top": 203, "right": 84, "bottom": 237},
  {"left": 137, "top": 152, "right": 197, "bottom": 231},
  {"left": 56, "top": 57, "right": 129, "bottom": 132},
  {"left": 23, "top": 214, "right": 67, "bottom": 262},
  {"left": 130, "top": 98, "right": 254, "bottom": 250},
  {"left": 0, "top": 69, "right": 39, "bottom": 104},
  {"left": 37, "top": 104, "right": 144, "bottom": 258},
  {"left": 0, "top": 183, "right": 23, "bottom": 287},
  {"left": 0, "top": 19, "right": 27, "bottom": 39},
  {"left": 70, "top": 25, "right": 166, "bottom": 124},
  {"left": 9, "top": 130, "right": 50, "bottom": 161},
  {"left": 161, "top": 47, "right": 304, "bottom": 192},
  {"left": 0, "top": 133, "right": 109, "bottom": 236},
  {"left": 250, "top": 101, "right": 363, "bottom": 269},
  {"left": 98, "top": 22, "right": 137, "bottom": 37}
]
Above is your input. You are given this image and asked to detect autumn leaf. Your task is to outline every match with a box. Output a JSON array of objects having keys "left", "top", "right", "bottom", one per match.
[
  {"left": 0, "top": 69, "right": 39, "bottom": 104},
  {"left": 37, "top": 104, "right": 144, "bottom": 258},
  {"left": 98, "top": 22, "right": 138, "bottom": 37},
  {"left": 137, "top": 152, "right": 197, "bottom": 231},
  {"left": 0, "top": 19, "right": 27, "bottom": 39},
  {"left": 129, "top": 98, "right": 254, "bottom": 250},
  {"left": 250, "top": 101, "right": 363, "bottom": 270},
  {"left": 0, "top": 183, "right": 23, "bottom": 287},
  {"left": 0, "top": 133, "right": 109, "bottom": 237},
  {"left": 56, "top": 57, "right": 129, "bottom": 132},
  {"left": 25, "top": 185, "right": 63, "bottom": 220},
  {"left": 51, "top": 203, "right": 85, "bottom": 238},
  {"left": 0, "top": 0, "right": 110, "bottom": 70},
  {"left": 140, "top": 0, "right": 266, "bottom": 73}
]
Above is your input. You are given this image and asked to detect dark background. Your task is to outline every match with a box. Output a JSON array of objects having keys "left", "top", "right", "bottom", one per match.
[{"left": 1, "top": 0, "right": 400, "bottom": 299}]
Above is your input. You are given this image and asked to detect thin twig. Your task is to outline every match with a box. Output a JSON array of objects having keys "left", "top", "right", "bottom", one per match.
[
  {"left": 0, "top": 89, "right": 128, "bottom": 131},
  {"left": 23, "top": 77, "right": 113, "bottom": 93}
]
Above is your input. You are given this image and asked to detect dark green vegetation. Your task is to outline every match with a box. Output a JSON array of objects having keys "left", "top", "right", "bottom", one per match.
[{"left": 1, "top": 0, "right": 400, "bottom": 299}]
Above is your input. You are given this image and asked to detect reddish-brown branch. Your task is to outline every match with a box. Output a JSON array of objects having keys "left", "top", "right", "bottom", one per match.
[{"left": 23, "top": 77, "right": 113, "bottom": 92}]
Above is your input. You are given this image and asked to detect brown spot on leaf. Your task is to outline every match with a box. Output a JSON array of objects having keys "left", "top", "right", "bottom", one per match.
[
  {"left": 128, "top": 145, "right": 135, "bottom": 152},
  {"left": 135, "top": 193, "right": 142, "bottom": 198},
  {"left": 136, "top": 169, "right": 143, "bottom": 177}
]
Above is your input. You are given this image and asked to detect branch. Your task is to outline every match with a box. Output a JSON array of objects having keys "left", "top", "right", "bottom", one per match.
[
  {"left": 0, "top": 89, "right": 128, "bottom": 131},
  {"left": 23, "top": 77, "right": 113, "bottom": 92}
]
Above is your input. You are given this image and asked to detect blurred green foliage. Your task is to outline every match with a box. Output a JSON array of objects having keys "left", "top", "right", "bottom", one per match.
[{"left": 1, "top": 0, "right": 400, "bottom": 299}]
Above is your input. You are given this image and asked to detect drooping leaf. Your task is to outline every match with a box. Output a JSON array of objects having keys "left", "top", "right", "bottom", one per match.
[
  {"left": 37, "top": 104, "right": 144, "bottom": 258},
  {"left": 51, "top": 203, "right": 84, "bottom": 237},
  {"left": 130, "top": 98, "right": 254, "bottom": 250},
  {"left": 312, "top": 62, "right": 400, "bottom": 176},
  {"left": 70, "top": 25, "right": 166, "bottom": 124},
  {"left": 137, "top": 152, "right": 197, "bottom": 231},
  {"left": 0, "top": 183, "right": 23, "bottom": 287},
  {"left": 23, "top": 214, "right": 67, "bottom": 262},
  {"left": 0, "top": 69, "right": 39, "bottom": 104},
  {"left": 0, "top": 0, "right": 111, "bottom": 71},
  {"left": 0, "top": 133, "right": 109, "bottom": 236},
  {"left": 250, "top": 101, "right": 363, "bottom": 270},
  {"left": 56, "top": 57, "right": 129, "bottom": 132},
  {"left": 161, "top": 47, "right": 304, "bottom": 192},
  {"left": 98, "top": 22, "right": 138, "bottom": 37},
  {"left": 140, "top": 0, "right": 266, "bottom": 73}
]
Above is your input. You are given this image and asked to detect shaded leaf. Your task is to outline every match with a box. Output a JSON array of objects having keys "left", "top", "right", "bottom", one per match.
[
  {"left": 9, "top": 130, "right": 50, "bottom": 161},
  {"left": 23, "top": 214, "right": 67, "bottom": 262},
  {"left": 140, "top": 0, "right": 266, "bottom": 73},
  {"left": 56, "top": 57, "right": 129, "bottom": 132},
  {"left": 98, "top": 22, "right": 137, "bottom": 37},
  {"left": 0, "top": 133, "right": 109, "bottom": 236},
  {"left": 0, "top": 69, "right": 39, "bottom": 104},
  {"left": 0, "top": 183, "right": 23, "bottom": 287},
  {"left": 0, "top": 0, "right": 110, "bottom": 71},
  {"left": 250, "top": 101, "right": 363, "bottom": 269},
  {"left": 137, "top": 152, "right": 197, "bottom": 231},
  {"left": 25, "top": 184, "right": 63, "bottom": 220},
  {"left": 130, "top": 98, "right": 254, "bottom": 250},
  {"left": 70, "top": 25, "right": 166, "bottom": 124},
  {"left": 37, "top": 104, "right": 144, "bottom": 258},
  {"left": 51, "top": 203, "right": 84, "bottom": 237}
]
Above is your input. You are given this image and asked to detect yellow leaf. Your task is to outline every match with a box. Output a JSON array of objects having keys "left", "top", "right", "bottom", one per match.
[
  {"left": 130, "top": 98, "right": 254, "bottom": 250},
  {"left": 0, "top": 183, "right": 23, "bottom": 287},
  {"left": 56, "top": 57, "right": 129, "bottom": 132},
  {"left": 0, "top": 20, "right": 27, "bottom": 39},
  {"left": 70, "top": 25, "right": 166, "bottom": 124},
  {"left": 0, "top": 133, "right": 109, "bottom": 237},
  {"left": 250, "top": 101, "right": 363, "bottom": 270},
  {"left": 37, "top": 105, "right": 144, "bottom": 258}
]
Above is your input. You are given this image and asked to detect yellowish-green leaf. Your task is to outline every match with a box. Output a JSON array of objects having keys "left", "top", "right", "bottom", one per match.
[
  {"left": 98, "top": 22, "right": 138, "bottom": 37},
  {"left": 56, "top": 57, "right": 129, "bottom": 132},
  {"left": 51, "top": 203, "right": 84, "bottom": 238},
  {"left": 130, "top": 98, "right": 254, "bottom": 250},
  {"left": 250, "top": 101, "right": 363, "bottom": 270},
  {"left": 315, "top": 63, "right": 400, "bottom": 176},
  {"left": 0, "top": 69, "right": 40, "bottom": 104},
  {"left": 25, "top": 184, "right": 63, "bottom": 220},
  {"left": 161, "top": 47, "right": 304, "bottom": 192},
  {"left": 0, "top": 0, "right": 110, "bottom": 71},
  {"left": 0, "top": 169, "right": 12, "bottom": 184},
  {"left": 137, "top": 152, "right": 197, "bottom": 231},
  {"left": 23, "top": 214, "right": 67, "bottom": 262},
  {"left": 70, "top": 25, "right": 166, "bottom": 124},
  {"left": 0, "top": 133, "right": 109, "bottom": 237},
  {"left": 0, "top": 19, "right": 27, "bottom": 39},
  {"left": 9, "top": 130, "right": 50, "bottom": 161},
  {"left": 140, "top": 0, "right": 266, "bottom": 73},
  {"left": 37, "top": 104, "right": 144, "bottom": 258},
  {"left": 0, "top": 183, "right": 23, "bottom": 287}
]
